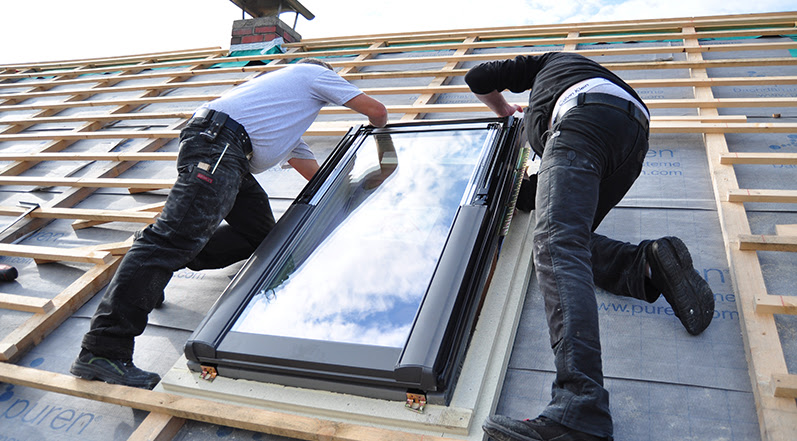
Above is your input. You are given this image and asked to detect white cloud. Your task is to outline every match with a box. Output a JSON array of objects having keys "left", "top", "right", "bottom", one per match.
[
  {"left": 298, "top": 0, "right": 795, "bottom": 38},
  {"left": 0, "top": 0, "right": 794, "bottom": 64},
  {"left": 0, "top": 0, "right": 241, "bottom": 64},
  {"left": 538, "top": 0, "right": 796, "bottom": 23}
]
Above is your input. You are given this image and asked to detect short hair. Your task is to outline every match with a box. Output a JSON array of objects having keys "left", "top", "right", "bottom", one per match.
[{"left": 297, "top": 58, "right": 334, "bottom": 71}]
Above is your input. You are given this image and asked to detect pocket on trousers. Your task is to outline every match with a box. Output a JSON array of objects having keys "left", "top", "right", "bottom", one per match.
[
  {"left": 157, "top": 167, "right": 226, "bottom": 249},
  {"left": 192, "top": 166, "right": 216, "bottom": 186}
]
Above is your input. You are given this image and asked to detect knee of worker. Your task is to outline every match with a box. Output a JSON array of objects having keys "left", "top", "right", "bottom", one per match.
[
  {"left": 532, "top": 230, "right": 552, "bottom": 268},
  {"left": 185, "top": 257, "right": 208, "bottom": 272},
  {"left": 235, "top": 222, "right": 272, "bottom": 248},
  {"left": 185, "top": 251, "right": 253, "bottom": 271},
  {"left": 184, "top": 252, "right": 234, "bottom": 271},
  {"left": 225, "top": 211, "right": 274, "bottom": 247},
  {"left": 185, "top": 240, "right": 256, "bottom": 271},
  {"left": 533, "top": 223, "right": 591, "bottom": 264}
]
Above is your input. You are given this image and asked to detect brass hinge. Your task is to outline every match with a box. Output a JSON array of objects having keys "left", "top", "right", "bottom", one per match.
[
  {"left": 200, "top": 365, "right": 218, "bottom": 381},
  {"left": 405, "top": 392, "right": 427, "bottom": 413}
]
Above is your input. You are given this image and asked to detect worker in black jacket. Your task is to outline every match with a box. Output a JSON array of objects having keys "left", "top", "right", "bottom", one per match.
[{"left": 465, "top": 52, "right": 715, "bottom": 441}]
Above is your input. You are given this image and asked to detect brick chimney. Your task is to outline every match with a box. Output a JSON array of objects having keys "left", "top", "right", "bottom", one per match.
[
  {"left": 227, "top": 0, "right": 315, "bottom": 50},
  {"left": 230, "top": 16, "right": 302, "bottom": 46}
]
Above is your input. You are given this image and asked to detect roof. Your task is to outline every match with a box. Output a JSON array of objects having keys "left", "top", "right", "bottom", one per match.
[{"left": 0, "top": 10, "right": 796, "bottom": 441}]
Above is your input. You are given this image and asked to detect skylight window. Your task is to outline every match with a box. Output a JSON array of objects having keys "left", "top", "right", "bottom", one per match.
[{"left": 185, "top": 116, "right": 525, "bottom": 404}]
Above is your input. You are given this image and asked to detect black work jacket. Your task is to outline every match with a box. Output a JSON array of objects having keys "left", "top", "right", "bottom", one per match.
[{"left": 464, "top": 52, "right": 648, "bottom": 155}]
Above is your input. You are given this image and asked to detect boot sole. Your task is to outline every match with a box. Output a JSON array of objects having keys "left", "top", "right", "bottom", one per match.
[
  {"left": 483, "top": 417, "right": 542, "bottom": 441},
  {"left": 651, "top": 237, "right": 714, "bottom": 335}
]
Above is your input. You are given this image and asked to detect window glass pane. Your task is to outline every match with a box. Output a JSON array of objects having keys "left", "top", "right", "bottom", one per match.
[{"left": 232, "top": 128, "right": 491, "bottom": 347}]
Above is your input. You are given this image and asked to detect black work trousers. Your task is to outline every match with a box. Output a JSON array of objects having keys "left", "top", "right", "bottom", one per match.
[
  {"left": 533, "top": 98, "right": 657, "bottom": 439},
  {"left": 81, "top": 118, "right": 275, "bottom": 360}
]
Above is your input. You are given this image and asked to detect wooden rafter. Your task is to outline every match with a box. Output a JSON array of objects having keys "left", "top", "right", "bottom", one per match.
[{"left": 679, "top": 24, "right": 797, "bottom": 441}]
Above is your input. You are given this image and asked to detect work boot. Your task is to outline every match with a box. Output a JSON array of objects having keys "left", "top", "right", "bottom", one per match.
[
  {"left": 483, "top": 415, "right": 608, "bottom": 441},
  {"left": 70, "top": 350, "right": 161, "bottom": 390},
  {"left": 646, "top": 236, "right": 714, "bottom": 335}
]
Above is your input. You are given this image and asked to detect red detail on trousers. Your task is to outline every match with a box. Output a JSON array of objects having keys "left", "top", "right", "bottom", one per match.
[{"left": 197, "top": 172, "right": 213, "bottom": 184}]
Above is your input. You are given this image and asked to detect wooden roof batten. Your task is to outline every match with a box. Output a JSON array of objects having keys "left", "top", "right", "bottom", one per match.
[
  {"left": 0, "top": 10, "right": 796, "bottom": 441},
  {"left": 286, "top": 10, "right": 797, "bottom": 49}
]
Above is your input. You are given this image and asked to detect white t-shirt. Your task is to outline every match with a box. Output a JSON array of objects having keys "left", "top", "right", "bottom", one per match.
[{"left": 201, "top": 64, "right": 363, "bottom": 173}]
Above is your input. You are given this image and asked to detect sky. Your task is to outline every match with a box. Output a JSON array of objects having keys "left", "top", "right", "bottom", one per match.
[{"left": 0, "top": 0, "right": 795, "bottom": 65}]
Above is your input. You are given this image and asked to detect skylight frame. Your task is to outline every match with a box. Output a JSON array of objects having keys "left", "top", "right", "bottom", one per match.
[{"left": 184, "top": 116, "right": 525, "bottom": 404}]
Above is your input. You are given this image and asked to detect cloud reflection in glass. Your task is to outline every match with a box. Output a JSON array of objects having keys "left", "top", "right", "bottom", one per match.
[{"left": 233, "top": 129, "right": 489, "bottom": 348}]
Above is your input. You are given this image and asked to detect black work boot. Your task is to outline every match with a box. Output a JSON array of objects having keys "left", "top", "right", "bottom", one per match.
[
  {"left": 70, "top": 350, "right": 161, "bottom": 390},
  {"left": 646, "top": 236, "right": 714, "bottom": 335},
  {"left": 483, "top": 415, "right": 608, "bottom": 441}
]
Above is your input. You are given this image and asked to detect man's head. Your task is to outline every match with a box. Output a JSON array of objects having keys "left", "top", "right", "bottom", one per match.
[{"left": 297, "top": 58, "right": 334, "bottom": 71}]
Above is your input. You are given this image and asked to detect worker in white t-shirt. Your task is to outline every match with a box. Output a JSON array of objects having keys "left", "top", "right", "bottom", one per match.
[{"left": 71, "top": 58, "right": 388, "bottom": 389}]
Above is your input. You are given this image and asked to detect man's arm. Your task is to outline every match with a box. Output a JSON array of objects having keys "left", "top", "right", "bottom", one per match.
[
  {"left": 465, "top": 56, "right": 544, "bottom": 117},
  {"left": 288, "top": 157, "right": 320, "bottom": 181},
  {"left": 474, "top": 90, "right": 523, "bottom": 117},
  {"left": 344, "top": 93, "right": 388, "bottom": 127}
]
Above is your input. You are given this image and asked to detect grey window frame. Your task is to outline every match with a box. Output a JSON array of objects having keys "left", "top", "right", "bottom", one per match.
[{"left": 184, "top": 116, "right": 525, "bottom": 404}]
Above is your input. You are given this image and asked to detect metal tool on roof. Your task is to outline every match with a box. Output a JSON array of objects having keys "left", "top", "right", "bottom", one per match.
[
  {"left": 0, "top": 200, "right": 42, "bottom": 282},
  {"left": 0, "top": 201, "right": 41, "bottom": 236}
]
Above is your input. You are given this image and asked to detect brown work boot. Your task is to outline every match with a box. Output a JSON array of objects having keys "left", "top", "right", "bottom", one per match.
[{"left": 646, "top": 237, "right": 714, "bottom": 335}]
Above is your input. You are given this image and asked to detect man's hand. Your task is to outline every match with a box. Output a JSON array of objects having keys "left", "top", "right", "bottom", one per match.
[
  {"left": 345, "top": 94, "right": 388, "bottom": 127},
  {"left": 475, "top": 91, "right": 523, "bottom": 117}
]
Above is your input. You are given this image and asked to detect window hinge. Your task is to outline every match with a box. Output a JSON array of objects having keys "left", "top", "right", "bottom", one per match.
[
  {"left": 200, "top": 365, "right": 218, "bottom": 381},
  {"left": 405, "top": 392, "right": 427, "bottom": 413}
]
